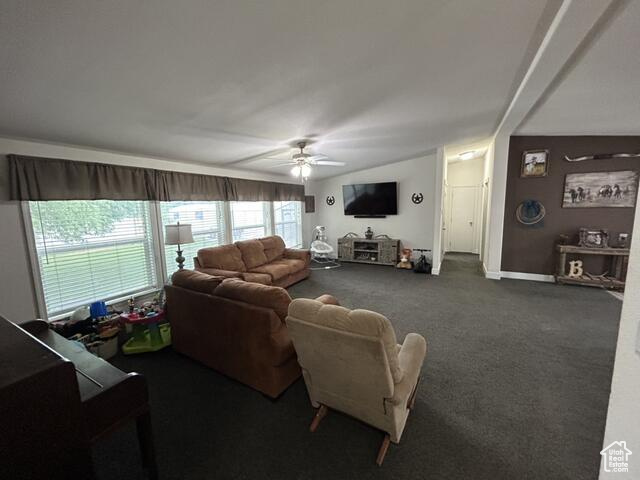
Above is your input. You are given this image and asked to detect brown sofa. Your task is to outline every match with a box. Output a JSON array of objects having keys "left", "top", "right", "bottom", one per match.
[
  {"left": 193, "top": 235, "right": 310, "bottom": 288},
  {"left": 165, "top": 269, "right": 338, "bottom": 398}
]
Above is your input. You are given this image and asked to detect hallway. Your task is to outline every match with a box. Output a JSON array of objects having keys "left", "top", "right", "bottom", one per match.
[{"left": 441, "top": 252, "right": 483, "bottom": 277}]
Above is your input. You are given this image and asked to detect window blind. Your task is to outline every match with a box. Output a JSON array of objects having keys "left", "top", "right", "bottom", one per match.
[
  {"left": 230, "top": 202, "right": 270, "bottom": 242},
  {"left": 29, "top": 200, "right": 157, "bottom": 318},
  {"left": 274, "top": 201, "right": 303, "bottom": 247},
  {"left": 160, "top": 201, "right": 226, "bottom": 276}
]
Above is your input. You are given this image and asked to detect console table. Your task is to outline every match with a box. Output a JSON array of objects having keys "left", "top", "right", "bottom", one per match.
[
  {"left": 555, "top": 244, "right": 629, "bottom": 290},
  {"left": 338, "top": 236, "right": 399, "bottom": 266}
]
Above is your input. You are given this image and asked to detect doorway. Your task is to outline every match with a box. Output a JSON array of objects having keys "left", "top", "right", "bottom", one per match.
[{"left": 447, "top": 185, "right": 481, "bottom": 253}]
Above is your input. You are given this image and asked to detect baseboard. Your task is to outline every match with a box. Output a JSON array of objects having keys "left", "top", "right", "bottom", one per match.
[
  {"left": 482, "top": 263, "right": 502, "bottom": 280},
  {"left": 432, "top": 261, "right": 442, "bottom": 276},
  {"left": 501, "top": 271, "right": 555, "bottom": 283}
]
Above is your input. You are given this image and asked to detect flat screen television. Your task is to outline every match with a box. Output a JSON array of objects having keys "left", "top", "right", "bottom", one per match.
[{"left": 342, "top": 182, "right": 398, "bottom": 216}]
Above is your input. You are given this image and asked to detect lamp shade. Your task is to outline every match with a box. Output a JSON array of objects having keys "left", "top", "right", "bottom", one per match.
[{"left": 165, "top": 223, "right": 194, "bottom": 245}]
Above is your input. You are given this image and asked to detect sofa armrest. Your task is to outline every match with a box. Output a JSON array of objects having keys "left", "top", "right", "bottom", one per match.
[
  {"left": 195, "top": 267, "right": 243, "bottom": 279},
  {"left": 314, "top": 294, "right": 340, "bottom": 306},
  {"left": 389, "top": 333, "right": 426, "bottom": 406},
  {"left": 284, "top": 248, "right": 311, "bottom": 265}
]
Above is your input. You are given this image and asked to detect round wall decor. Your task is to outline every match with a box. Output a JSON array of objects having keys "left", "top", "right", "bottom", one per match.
[
  {"left": 326, "top": 196, "right": 335, "bottom": 206},
  {"left": 411, "top": 193, "right": 424, "bottom": 204},
  {"left": 516, "top": 200, "right": 546, "bottom": 225}
]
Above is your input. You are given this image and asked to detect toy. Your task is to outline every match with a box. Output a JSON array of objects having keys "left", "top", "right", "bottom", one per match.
[{"left": 396, "top": 248, "right": 413, "bottom": 269}]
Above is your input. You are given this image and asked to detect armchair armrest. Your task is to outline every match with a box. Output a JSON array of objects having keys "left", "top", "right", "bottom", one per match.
[
  {"left": 284, "top": 248, "right": 311, "bottom": 266},
  {"left": 195, "top": 267, "right": 243, "bottom": 279},
  {"left": 314, "top": 294, "right": 340, "bottom": 306},
  {"left": 389, "top": 333, "right": 426, "bottom": 406}
]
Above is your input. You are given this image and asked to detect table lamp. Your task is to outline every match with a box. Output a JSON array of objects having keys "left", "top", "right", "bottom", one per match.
[{"left": 165, "top": 222, "right": 194, "bottom": 270}]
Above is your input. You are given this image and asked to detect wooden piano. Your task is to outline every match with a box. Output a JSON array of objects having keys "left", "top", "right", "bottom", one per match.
[{"left": 0, "top": 316, "right": 158, "bottom": 480}]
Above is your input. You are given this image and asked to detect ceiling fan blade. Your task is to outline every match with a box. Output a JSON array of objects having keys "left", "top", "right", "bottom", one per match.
[
  {"left": 224, "top": 147, "right": 291, "bottom": 166},
  {"left": 308, "top": 154, "right": 329, "bottom": 161},
  {"left": 268, "top": 162, "right": 297, "bottom": 168},
  {"left": 315, "top": 160, "right": 346, "bottom": 166}
]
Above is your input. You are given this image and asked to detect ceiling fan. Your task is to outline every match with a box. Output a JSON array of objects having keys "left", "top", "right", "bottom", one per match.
[{"left": 270, "top": 141, "right": 346, "bottom": 180}]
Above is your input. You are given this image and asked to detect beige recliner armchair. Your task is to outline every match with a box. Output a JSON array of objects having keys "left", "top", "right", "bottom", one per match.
[{"left": 286, "top": 298, "right": 427, "bottom": 465}]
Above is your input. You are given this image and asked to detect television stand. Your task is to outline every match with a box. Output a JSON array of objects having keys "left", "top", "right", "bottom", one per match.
[{"left": 337, "top": 236, "right": 399, "bottom": 266}]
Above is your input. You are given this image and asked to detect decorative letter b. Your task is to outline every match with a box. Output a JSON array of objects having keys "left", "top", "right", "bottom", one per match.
[{"left": 568, "top": 260, "right": 583, "bottom": 278}]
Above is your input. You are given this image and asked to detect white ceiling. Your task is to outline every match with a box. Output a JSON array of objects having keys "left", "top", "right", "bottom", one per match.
[
  {"left": 517, "top": 0, "right": 640, "bottom": 135},
  {"left": 0, "top": 0, "right": 551, "bottom": 178}
]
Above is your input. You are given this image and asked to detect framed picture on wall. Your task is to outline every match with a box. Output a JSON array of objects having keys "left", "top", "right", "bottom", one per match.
[
  {"left": 562, "top": 170, "right": 639, "bottom": 208},
  {"left": 579, "top": 228, "right": 609, "bottom": 248},
  {"left": 521, "top": 150, "right": 550, "bottom": 178}
]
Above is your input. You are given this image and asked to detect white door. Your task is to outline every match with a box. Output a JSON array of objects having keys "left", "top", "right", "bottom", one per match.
[{"left": 449, "top": 186, "right": 479, "bottom": 253}]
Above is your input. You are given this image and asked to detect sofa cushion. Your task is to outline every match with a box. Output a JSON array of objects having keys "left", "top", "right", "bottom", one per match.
[
  {"left": 241, "top": 272, "right": 273, "bottom": 285},
  {"left": 287, "top": 299, "right": 404, "bottom": 383},
  {"left": 260, "top": 235, "right": 286, "bottom": 263},
  {"left": 235, "top": 239, "right": 268, "bottom": 269},
  {"left": 171, "top": 269, "right": 224, "bottom": 295},
  {"left": 272, "top": 258, "right": 306, "bottom": 274},
  {"left": 251, "top": 262, "right": 291, "bottom": 281},
  {"left": 197, "top": 244, "right": 246, "bottom": 272},
  {"left": 214, "top": 278, "right": 291, "bottom": 321}
]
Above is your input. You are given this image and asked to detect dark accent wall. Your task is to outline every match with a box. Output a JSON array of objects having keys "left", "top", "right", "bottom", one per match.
[{"left": 501, "top": 136, "right": 640, "bottom": 275}]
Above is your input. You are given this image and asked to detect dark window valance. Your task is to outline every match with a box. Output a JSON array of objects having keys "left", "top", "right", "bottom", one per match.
[{"left": 8, "top": 155, "right": 305, "bottom": 202}]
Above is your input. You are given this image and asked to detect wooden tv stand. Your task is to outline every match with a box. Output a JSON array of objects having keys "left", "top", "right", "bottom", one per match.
[{"left": 338, "top": 236, "right": 399, "bottom": 266}]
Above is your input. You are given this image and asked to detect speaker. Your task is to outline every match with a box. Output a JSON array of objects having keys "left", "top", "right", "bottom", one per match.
[{"left": 304, "top": 195, "right": 315, "bottom": 213}]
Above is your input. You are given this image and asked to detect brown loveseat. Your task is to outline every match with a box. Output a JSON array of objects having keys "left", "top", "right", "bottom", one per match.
[
  {"left": 194, "top": 235, "right": 310, "bottom": 288},
  {"left": 165, "top": 269, "right": 338, "bottom": 398}
]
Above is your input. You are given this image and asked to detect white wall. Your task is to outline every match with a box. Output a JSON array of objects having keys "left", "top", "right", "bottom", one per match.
[
  {"left": 432, "top": 147, "right": 446, "bottom": 274},
  {"left": 0, "top": 137, "right": 293, "bottom": 323},
  {"left": 482, "top": 135, "right": 508, "bottom": 279},
  {"left": 309, "top": 154, "right": 437, "bottom": 257},
  {"left": 447, "top": 156, "right": 485, "bottom": 186},
  {"left": 600, "top": 200, "right": 640, "bottom": 478}
]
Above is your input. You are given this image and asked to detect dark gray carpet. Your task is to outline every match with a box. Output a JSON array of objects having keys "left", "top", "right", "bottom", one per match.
[{"left": 96, "top": 254, "right": 621, "bottom": 480}]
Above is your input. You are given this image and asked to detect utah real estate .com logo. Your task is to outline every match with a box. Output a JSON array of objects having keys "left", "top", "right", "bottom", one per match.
[{"left": 601, "top": 441, "right": 632, "bottom": 473}]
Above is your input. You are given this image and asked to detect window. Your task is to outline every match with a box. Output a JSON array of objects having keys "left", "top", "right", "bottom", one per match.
[
  {"left": 274, "top": 201, "right": 303, "bottom": 247},
  {"left": 25, "top": 198, "right": 304, "bottom": 318},
  {"left": 159, "top": 201, "right": 226, "bottom": 276},
  {"left": 230, "top": 202, "right": 270, "bottom": 241},
  {"left": 28, "top": 200, "right": 157, "bottom": 319}
]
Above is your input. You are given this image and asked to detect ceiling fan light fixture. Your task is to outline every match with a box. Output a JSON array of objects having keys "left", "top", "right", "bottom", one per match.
[
  {"left": 291, "top": 165, "right": 301, "bottom": 177},
  {"left": 300, "top": 163, "right": 312, "bottom": 178}
]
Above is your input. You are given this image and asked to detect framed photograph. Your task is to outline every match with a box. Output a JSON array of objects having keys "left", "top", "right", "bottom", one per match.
[
  {"left": 579, "top": 228, "right": 609, "bottom": 248},
  {"left": 562, "top": 170, "right": 639, "bottom": 208},
  {"left": 521, "top": 150, "right": 549, "bottom": 177}
]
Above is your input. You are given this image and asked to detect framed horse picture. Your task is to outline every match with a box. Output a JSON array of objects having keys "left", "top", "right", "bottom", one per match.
[
  {"left": 521, "top": 150, "right": 549, "bottom": 177},
  {"left": 562, "top": 170, "right": 639, "bottom": 208}
]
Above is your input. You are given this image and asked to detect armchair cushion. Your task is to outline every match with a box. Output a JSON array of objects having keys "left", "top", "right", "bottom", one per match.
[
  {"left": 236, "top": 239, "right": 268, "bottom": 269},
  {"left": 314, "top": 294, "right": 340, "bottom": 306},
  {"left": 287, "top": 299, "right": 403, "bottom": 383},
  {"left": 197, "top": 244, "right": 246, "bottom": 272},
  {"left": 390, "top": 333, "right": 427, "bottom": 406},
  {"left": 171, "top": 269, "right": 224, "bottom": 295},
  {"left": 259, "top": 235, "right": 286, "bottom": 263},
  {"left": 214, "top": 278, "right": 291, "bottom": 321}
]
